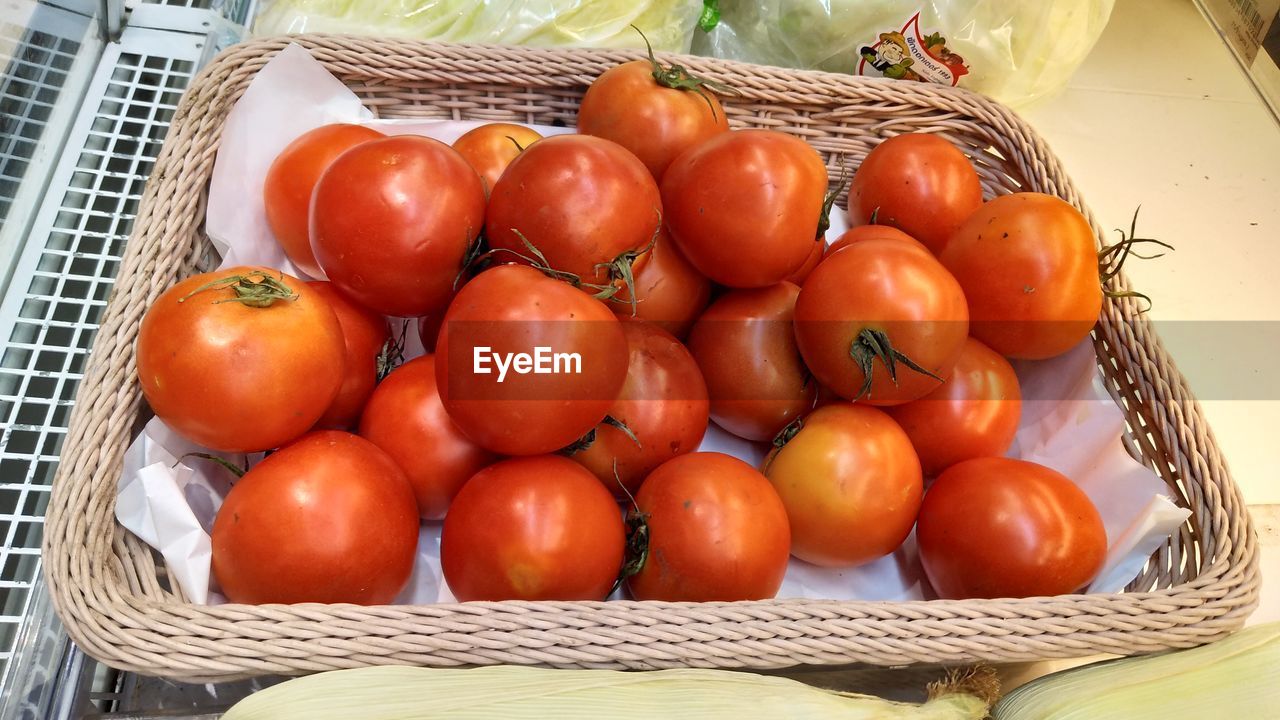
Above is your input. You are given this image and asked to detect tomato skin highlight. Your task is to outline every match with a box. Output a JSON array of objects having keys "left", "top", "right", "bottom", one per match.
[
  {"left": 763, "top": 403, "right": 923, "bottom": 567},
  {"left": 886, "top": 337, "right": 1022, "bottom": 476},
  {"left": 359, "top": 355, "right": 497, "bottom": 520},
  {"left": 627, "top": 452, "right": 791, "bottom": 602},
  {"left": 307, "top": 281, "right": 390, "bottom": 430},
  {"left": 441, "top": 455, "right": 625, "bottom": 601},
  {"left": 940, "top": 192, "right": 1103, "bottom": 360},
  {"left": 451, "top": 122, "right": 543, "bottom": 195},
  {"left": 662, "top": 129, "right": 829, "bottom": 288},
  {"left": 578, "top": 60, "right": 730, "bottom": 183},
  {"left": 824, "top": 224, "right": 928, "bottom": 257},
  {"left": 211, "top": 430, "right": 420, "bottom": 604},
  {"left": 136, "top": 266, "right": 345, "bottom": 453},
  {"left": 570, "top": 319, "right": 709, "bottom": 498},
  {"left": 847, "top": 133, "right": 983, "bottom": 255},
  {"left": 795, "top": 240, "right": 969, "bottom": 405},
  {"left": 263, "top": 123, "right": 384, "bottom": 279},
  {"left": 310, "top": 135, "right": 486, "bottom": 318},
  {"left": 612, "top": 227, "right": 711, "bottom": 339},
  {"left": 916, "top": 457, "right": 1108, "bottom": 600},
  {"left": 687, "top": 282, "right": 816, "bottom": 442},
  {"left": 434, "top": 265, "right": 629, "bottom": 456}
]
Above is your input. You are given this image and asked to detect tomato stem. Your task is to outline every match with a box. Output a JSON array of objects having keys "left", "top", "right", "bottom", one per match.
[
  {"left": 816, "top": 166, "right": 850, "bottom": 239},
  {"left": 597, "top": 219, "right": 659, "bottom": 316},
  {"left": 376, "top": 320, "right": 409, "bottom": 382},
  {"left": 848, "top": 328, "right": 943, "bottom": 401},
  {"left": 504, "top": 135, "right": 529, "bottom": 153},
  {"left": 1097, "top": 207, "right": 1172, "bottom": 314},
  {"left": 455, "top": 232, "right": 490, "bottom": 291},
  {"left": 176, "top": 452, "right": 246, "bottom": 479},
  {"left": 178, "top": 271, "right": 296, "bottom": 308},
  {"left": 763, "top": 416, "right": 804, "bottom": 473},
  {"left": 560, "top": 414, "right": 639, "bottom": 456},
  {"left": 632, "top": 24, "right": 736, "bottom": 120}
]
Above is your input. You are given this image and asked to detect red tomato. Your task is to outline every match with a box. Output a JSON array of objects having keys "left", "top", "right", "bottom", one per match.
[
  {"left": 417, "top": 310, "right": 445, "bottom": 354},
  {"left": 570, "top": 320, "right": 709, "bottom": 498},
  {"left": 687, "top": 283, "right": 816, "bottom": 442},
  {"left": 451, "top": 123, "right": 543, "bottom": 195},
  {"left": 794, "top": 241, "right": 969, "bottom": 405},
  {"left": 435, "top": 265, "right": 630, "bottom": 456},
  {"left": 359, "top": 355, "right": 497, "bottom": 520},
  {"left": 847, "top": 133, "right": 983, "bottom": 255},
  {"left": 311, "top": 135, "right": 485, "bottom": 317},
  {"left": 764, "top": 404, "right": 922, "bottom": 567},
  {"left": 441, "top": 455, "right": 625, "bottom": 601},
  {"left": 939, "top": 193, "right": 1103, "bottom": 360},
  {"left": 825, "top": 224, "right": 927, "bottom": 257},
  {"left": 486, "top": 134, "right": 661, "bottom": 286},
  {"left": 211, "top": 430, "right": 419, "bottom": 604},
  {"left": 263, "top": 124, "right": 383, "bottom": 278},
  {"left": 917, "top": 457, "right": 1107, "bottom": 599},
  {"left": 578, "top": 58, "right": 729, "bottom": 182},
  {"left": 611, "top": 227, "right": 710, "bottom": 339},
  {"left": 886, "top": 337, "right": 1021, "bottom": 476},
  {"left": 136, "top": 267, "right": 344, "bottom": 452},
  {"left": 627, "top": 452, "right": 790, "bottom": 601},
  {"left": 783, "top": 239, "right": 825, "bottom": 285},
  {"left": 307, "top": 281, "right": 390, "bottom": 429},
  {"left": 663, "top": 130, "right": 829, "bottom": 288}
]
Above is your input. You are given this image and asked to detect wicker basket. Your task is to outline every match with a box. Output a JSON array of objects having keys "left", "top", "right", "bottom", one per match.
[{"left": 44, "top": 36, "right": 1259, "bottom": 681}]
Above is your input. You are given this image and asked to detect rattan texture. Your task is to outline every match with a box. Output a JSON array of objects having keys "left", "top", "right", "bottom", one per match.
[{"left": 42, "top": 36, "right": 1259, "bottom": 681}]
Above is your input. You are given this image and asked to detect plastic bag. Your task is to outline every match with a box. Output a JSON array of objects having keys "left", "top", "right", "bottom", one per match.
[
  {"left": 692, "top": 0, "right": 1114, "bottom": 106},
  {"left": 252, "top": 0, "right": 706, "bottom": 54}
]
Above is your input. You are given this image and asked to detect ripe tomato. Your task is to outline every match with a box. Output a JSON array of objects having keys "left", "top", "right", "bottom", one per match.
[
  {"left": 663, "top": 130, "right": 828, "bottom": 288},
  {"left": 307, "top": 281, "right": 390, "bottom": 429},
  {"left": 359, "top": 355, "right": 496, "bottom": 520},
  {"left": 825, "top": 224, "right": 927, "bottom": 257},
  {"left": 263, "top": 124, "right": 383, "bottom": 279},
  {"left": 570, "top": 320, "right": 708, "bottom": 498},
  {"left": 435, "top": 265, "right": 629, "bottom": 456},
  {"left": 578, "top": 58, "right": 729, "bottom": 182},
  {"left": 886, "top": 337, "right": 1021, "bottom": 476},
  {"left": 783, "top": 239, "right": 824, "bottom": 285},
  {"left": 441, "top": 455, "right": 625, "bottom": 601},
  {"left": 847, "top": 133, "right": 983, "bottom": 255},
  {"left": 311, "top": 135, "right": 485, "bottom": 317},
  {"left": 451, "top": 122, "right": 543, "bottom": 195},
  {"left": 794, "top": 240, "right": 969, "bottom": 405},
  {"left": 763, "top": 404, "right": 922, "bottom": 567},
  {"left": 417, "top": 310, "right": 445, "bottom": 354},
  {"left": 611, "top": 227, "right": 710, "bottom": 339},
  {"left": 627, "top": 452, "right": 790, "bottom": 602},
  {"left": 916, "top": 457, "right": 1107, "bottom": 599},
  {"left": 485, "top": 134, "right": 661, "bottom": 286},
  {"left": 939, "top": 193, "right": 1103, "bottom": 360},
  {"left": 687, "top": 283, "right": 816, "bottom": 442},
  {"left": 136, "top": 267, "right": 344, "bottom": 452},
  {"left": 211, "top": 430, "right": 419, "bottom": 604}
]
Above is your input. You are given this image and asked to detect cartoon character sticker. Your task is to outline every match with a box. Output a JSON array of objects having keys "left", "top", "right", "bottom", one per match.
[{"left": 857, "top": 13, "right": 969, "bottom": 87}]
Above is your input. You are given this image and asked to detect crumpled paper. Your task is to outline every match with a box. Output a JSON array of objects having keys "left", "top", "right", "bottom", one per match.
[{"left": 116, "top": 43, "right": 1189, "bottom": 605}]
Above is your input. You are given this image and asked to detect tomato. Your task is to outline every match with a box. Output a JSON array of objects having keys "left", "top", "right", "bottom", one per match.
[
  {"left": 687, "top": 283, "right": 816, "bottom": 442},
  {"left": 886, "top": 337, "right": 1021, "bottom": 476},
  {"left": 417, "top": 310, "right": 445, "bottom": 354},
  {"left": 939, "top": 193, "right": 1103, "bottom": 360},
  {"left": 663, "top": 130, "right": 829, "bottom": 288},
  {"left": 627, "top": 452, "right": 790, "bottom": 601},
  {"left": 211, "top": 430, "right": 419, "bottom": 604},
  {"left": 825, "top": 224, "right": 927, "bottom": 257},
  {"left": 136, "top": 267, "right": 344, "bottom": 452},
  {"left": 441, "top": 455, "right": 625, "bottom": 601},
  {"left": 451, "top": 122, "right": 543, "bottom": 195},
  {"left": 783, "top": 239, "right": 824, "bottom": 285},
  {"left": 435, "top": 265, "right": 630, "bottom": 456},
  {"left": 611, "top": 227, "right": 710, "bottom": 339},
  {"left": 578, "top": 58, "right": 729, "bottom": 182},
  {"left": 359, "top": 355, "right": 496, "bottom": 520},
  {"left": 311, "top": 135, "right": 485, "bottom": 317},
  {"left": 486, "top": 134, "right": 661, "bottom": 286},
  {"left": 569, "top": 320, "right": 708, "bottom": 498},
  {"left": 916, "top": 457, "right": 1107, "bottom": 599},
  {"left": 847, "top": 133, "right": 983, "bottom": 255},
  {"left": 306, "top": 281, "right": 390, "bottom": 429},
  {"left": 263, "top": 124, "right": 383, "bottom": 279},
  {"left": 794, "top": 241, "right": 969, "bottom": 405},
  {"left": 763, "top": 404, "right": 921, "bottom": 567}
]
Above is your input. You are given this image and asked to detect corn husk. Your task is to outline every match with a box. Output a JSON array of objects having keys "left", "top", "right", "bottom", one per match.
[
  {"left": 222, "top": 665, "right": 991, "bottom": 719},
  {"left": 993, "top": 623, "right": 1280, "bottom": 719}
]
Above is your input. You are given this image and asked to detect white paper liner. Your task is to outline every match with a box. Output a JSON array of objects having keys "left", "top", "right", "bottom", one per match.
[{"left": 116, "top": 44, "right": 1189, "bottom": 605}]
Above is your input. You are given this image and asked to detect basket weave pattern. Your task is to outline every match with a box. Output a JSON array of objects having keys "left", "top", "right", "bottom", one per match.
[{"left": 43, "top": 36, "right": 1259, "bottom": 681}]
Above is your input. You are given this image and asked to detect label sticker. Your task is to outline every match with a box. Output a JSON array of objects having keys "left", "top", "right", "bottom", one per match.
[{"left": 856, "top": 12, "right": 970, "bottom": 87}]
